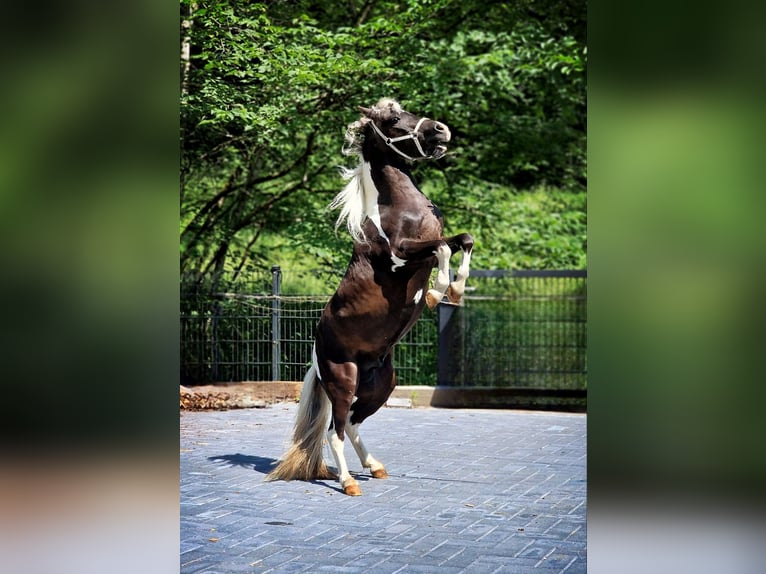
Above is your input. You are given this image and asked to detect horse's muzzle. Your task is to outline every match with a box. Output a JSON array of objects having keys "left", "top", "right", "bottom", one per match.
[
  {"left": 432, "top": 121, "right": 451, "bottom": 142},
  {"left": 431, "top": 144, "right": 448, "bottom": 159},
  {"left": 428, "top": 121, "right": 450, "bottom": 158}
]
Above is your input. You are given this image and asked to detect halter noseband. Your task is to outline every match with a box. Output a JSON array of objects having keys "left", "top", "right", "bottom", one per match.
[{"left": 369, "top": 116, "right": 432, "bottom": 161}]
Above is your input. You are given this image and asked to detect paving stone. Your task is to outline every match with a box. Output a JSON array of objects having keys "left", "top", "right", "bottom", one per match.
[
  {"left": 386, "top": 397, "right": 413, "bottom": 408},
  {"left": 181, "top": 404, "right": 586, "bottom": 573}
]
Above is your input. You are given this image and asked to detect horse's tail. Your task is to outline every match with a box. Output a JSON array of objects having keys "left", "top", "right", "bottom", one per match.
[{"left": 265, "top": 361, "right": 336, "bottom": 482}]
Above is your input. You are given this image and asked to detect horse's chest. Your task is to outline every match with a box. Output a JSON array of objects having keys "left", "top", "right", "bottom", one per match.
[{"left": 385, "top": 208, "right": 442, "bottom": 240}]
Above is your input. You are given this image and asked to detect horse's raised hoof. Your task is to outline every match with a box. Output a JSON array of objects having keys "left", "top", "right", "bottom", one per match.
[
  {"left": 371, "top": 468, "right": 389, "bottom": 479},
  {"left": 425, "top": 290, "right": 441, "bottom": 310},
  {"left": 446, "top": 285, "right": 464, "bottom": 305},
  {"left": 342, "top": 479, "right": 362, "bottom": 496}
]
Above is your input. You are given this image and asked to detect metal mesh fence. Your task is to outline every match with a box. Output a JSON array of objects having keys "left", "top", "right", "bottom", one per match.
[
  {"left": 439, "top": 270, "right": 587, "bottom": 390},
  {"left": 180, "top": 290, "right": 437, "bottom": 385},
  {"left": 180, "top": 269, "right": 586, "bottom": 390},
  {"left": 181, "top": 295, "right": 323, "bottom": 383}
]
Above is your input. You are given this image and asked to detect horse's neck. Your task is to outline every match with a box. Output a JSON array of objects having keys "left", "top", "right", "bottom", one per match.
[
  {"left": 365, "top": 157, "right": 419, "bottom": 207},
  {"left": 362, "top": 157, "right": 441, "bottom": 247}
]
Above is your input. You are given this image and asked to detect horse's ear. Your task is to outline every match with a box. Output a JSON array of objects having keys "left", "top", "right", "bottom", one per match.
[{"left": 358, "top": 106, "right": 375, "bottom": 118}]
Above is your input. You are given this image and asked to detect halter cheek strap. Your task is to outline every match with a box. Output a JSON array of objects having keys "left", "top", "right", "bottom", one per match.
[{"left": 369, "top": 117, "right": 431, "bottom": 161}]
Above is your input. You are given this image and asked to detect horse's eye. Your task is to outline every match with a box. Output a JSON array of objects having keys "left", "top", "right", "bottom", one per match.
[{"left": 390, "top": 117, "right": 400, "bottom": 125}]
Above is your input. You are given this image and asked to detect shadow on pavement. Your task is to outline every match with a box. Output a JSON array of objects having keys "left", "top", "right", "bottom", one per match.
[
  {"left": 208, "top": 453, "right": 277, "bottom": 474},
  {"left": 209, "top": 453, "right": 376, "bottom": 495}
]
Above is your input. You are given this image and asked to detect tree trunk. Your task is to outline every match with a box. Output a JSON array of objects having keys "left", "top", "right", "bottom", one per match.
[{"left": 180, "top": 3, "right": 196, "bottom": 95}]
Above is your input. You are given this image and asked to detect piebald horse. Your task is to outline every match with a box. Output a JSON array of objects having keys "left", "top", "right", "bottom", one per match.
[{"left": 266, "top": 98, "right": 473, "bottom": 496}]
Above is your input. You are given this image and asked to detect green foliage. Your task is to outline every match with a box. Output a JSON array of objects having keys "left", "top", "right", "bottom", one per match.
[
  {"left": 180, "top": 0, "right": 586, "bottom": 279},
  {"left": 428, "top": 183, "right": 587, "bottom": 270},
  {"left": 257, "top": 185, "right": 586, "bottom": 290}
]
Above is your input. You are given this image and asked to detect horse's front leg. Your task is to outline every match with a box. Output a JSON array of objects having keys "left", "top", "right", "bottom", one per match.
[
  {"left": 347, "top": 356, "right": 396, "bottom": 479},
  {"left": 389, "top": 237, "right": 450, "bottom": 309},
  {"left": 393, "top": 236, "right": 472, "bottom": 309},
  {"left": 425, "top": 242, "right": 452, "bottom": 309},
  {"left": 323, "top": 361, "right": 363, "bottom": 496},
  {"left": 444, "top": 233, "right": 474, "bottom": 305}
]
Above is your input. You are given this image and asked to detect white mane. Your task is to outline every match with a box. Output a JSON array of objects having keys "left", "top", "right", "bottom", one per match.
[{"left": 329, "top": 98, "right": 402, "bottom": 243}]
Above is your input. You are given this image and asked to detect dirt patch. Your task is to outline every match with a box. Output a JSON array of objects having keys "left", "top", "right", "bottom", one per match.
[
  {"left": 180, "top": 383, "right": 439, "bottom": 411},
  {"left": 180, "top": 382, "right": 302, "bottom": 411}
]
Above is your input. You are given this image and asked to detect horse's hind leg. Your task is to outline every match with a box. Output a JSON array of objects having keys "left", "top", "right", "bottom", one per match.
[
  {"left": 346, "top": 417, "right": 389, "bottom": 479},
  {"left": 327, "top": 425, "right": 361, "bottom": 496},
  {"left": 323, "top": 361, "right": 363, "bottom": 496},
  {"left": 347, "top": 357, "right": 396, "bottom": 479}
]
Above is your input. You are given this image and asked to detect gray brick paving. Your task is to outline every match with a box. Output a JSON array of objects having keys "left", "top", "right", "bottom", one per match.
[{"left": 181, "top": 404, "right": 586, "bottom": 573}]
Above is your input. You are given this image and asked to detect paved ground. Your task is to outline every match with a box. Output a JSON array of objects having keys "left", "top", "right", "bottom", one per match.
[{"left": 180, "top": 403, "right": 587, "bottom": 573}]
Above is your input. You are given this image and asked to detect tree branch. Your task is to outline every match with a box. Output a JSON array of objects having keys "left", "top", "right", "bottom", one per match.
[
  {"left": 355, "top": 0, "right": 377, "bottom": 26},
  {"left": 181, "top": 131, "right": 316, "bottom": 246},
  {"left": 182, "top": 132, "right": 322, "bottom": 274}
]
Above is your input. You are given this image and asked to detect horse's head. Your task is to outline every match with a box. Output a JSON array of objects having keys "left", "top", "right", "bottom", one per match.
[{"left": 359, "top": 98, "right": 451, "bottom": 161}]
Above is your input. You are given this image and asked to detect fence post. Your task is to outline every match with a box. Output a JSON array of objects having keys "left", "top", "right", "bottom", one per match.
[
  {"left": 271, "top": 266, "right": 281, "bottom": 381},
  {"left": 437, "top": 302, "right": 456, "bottom": 386}
]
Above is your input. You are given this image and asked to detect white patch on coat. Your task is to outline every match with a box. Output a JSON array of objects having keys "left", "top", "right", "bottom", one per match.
[
  {"left": 390, "top": 254, "right": 406, "bottom": 271},
  {"left": 312, "top": 343, "right": 321, "bottom": 380},
  {"left": 359, "top": 162, "right": 407, "bottom": 271},
  {"left": 413, "top": 288, "right": 423, "bottom": 304}
]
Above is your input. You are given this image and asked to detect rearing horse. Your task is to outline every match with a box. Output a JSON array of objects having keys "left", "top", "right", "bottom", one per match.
[{"left": 266, "top": 98, "right": 474, "bottom": 496}]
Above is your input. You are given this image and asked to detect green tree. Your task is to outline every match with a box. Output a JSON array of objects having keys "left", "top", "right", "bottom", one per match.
[{"left": 180, "top": 0, "right": 586, "bottom": 283}]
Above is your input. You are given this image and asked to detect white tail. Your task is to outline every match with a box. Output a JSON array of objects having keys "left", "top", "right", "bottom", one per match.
[{"left": 265, "top": 362, "right": 336, "bottom": 482}]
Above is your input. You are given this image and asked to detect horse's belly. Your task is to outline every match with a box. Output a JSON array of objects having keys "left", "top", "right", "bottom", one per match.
[
  {"left": 327, "top": 301, "right": 422, "bottom": 355},
  {"left": 323, "top": 264, "right": 431, "bottom": 358}
]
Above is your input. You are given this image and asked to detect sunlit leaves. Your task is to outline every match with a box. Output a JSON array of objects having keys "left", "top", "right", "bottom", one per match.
[{"left": 180, "top": 0, "right": 586, "bottom": 278}]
